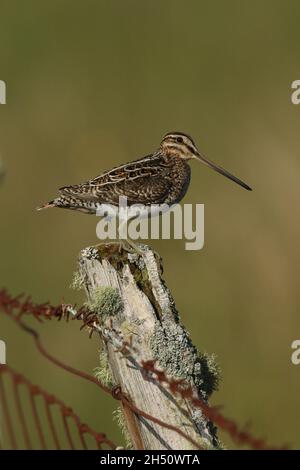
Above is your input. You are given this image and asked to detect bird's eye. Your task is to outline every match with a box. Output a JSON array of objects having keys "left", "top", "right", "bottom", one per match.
[{"left": 176, "top": 136, "right": 183, "bottom": 143}]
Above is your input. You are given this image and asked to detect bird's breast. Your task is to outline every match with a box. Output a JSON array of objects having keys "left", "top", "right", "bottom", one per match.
[{"left": 165, "top": 159, "right": 191, "bottom": 205}]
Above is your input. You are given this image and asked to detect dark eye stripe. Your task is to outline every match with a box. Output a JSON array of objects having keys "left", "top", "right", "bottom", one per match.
[
  {"left": 164, "top": 132, "right": 195, "bottom": 146},
  {"left": 168, "top": 136, "right": 184, "bottom": 143}
]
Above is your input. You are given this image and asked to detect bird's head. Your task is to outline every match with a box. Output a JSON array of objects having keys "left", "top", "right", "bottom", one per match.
[
  {"left": 161, "top": 132, "right": 198, "bottom": 160},
  {"left": 160, "top": 131, "right": 252, "bottom": 191}
]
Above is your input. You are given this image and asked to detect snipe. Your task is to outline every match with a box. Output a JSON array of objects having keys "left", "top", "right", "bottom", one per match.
[{"left": 37, "top": 131, "right": 251, "bottom": 215}]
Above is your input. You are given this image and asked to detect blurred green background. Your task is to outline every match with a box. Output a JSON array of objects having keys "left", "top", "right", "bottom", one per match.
[{"left": 0, "top": 0, "right": 299, "bottom": 449}]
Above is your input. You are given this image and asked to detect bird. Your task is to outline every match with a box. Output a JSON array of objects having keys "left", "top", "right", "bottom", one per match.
[{"left": 37, "top": 131, "right": 252, "bottom": 217}]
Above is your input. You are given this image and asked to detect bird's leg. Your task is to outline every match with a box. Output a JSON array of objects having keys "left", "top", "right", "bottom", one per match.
[
  {"left": 116, "top": 219, "right": 134, "bottom": 254},
  {"left": 117, "top": 239, "right": 135, "bottom": 254},
  {"left": 117, "top": 217, "right": 146, "bottom": 256},
  {"left": 119, "top": 237, "right": 162, "bottom": 260},
  {"left": 124, "top": 237, "right": 145, "bottom": 256}
]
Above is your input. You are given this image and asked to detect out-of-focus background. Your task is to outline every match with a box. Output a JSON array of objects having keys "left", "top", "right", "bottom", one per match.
[{"left": 0, "top": 0, "right": 299, "bottom": 449}]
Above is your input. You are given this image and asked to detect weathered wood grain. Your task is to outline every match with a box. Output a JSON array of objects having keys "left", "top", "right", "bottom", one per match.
[{"left": 79, "top": 243, "right": 219, "bottom": 450}]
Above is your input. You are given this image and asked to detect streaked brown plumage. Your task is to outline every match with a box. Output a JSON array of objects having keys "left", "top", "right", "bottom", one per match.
[{"left": 37, "top": 132, "right": 251, "bottom": 214}]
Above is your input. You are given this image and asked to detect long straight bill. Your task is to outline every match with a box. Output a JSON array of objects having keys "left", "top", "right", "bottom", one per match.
[{"left": 194, "top": 152, "right": 252, "bottom": 191}]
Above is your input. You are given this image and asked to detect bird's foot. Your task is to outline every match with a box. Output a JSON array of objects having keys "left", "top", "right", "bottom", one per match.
[
  {"left": 119, "top": 240, "right": 162, "bottom": 264},
  {"left": 85, "top": 240, "right": 161, "bottom": 262},
  {"left": 118, "top": 239, "right": 145, "bottom": 256}
]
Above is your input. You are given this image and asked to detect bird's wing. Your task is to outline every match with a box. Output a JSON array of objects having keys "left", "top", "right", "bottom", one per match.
[{"left": 59, "top": 152, "right": 174, "bottom": 205}]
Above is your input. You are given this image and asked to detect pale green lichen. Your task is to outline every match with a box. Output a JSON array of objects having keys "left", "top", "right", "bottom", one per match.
[
  {"left": 94, "top": 350, "right": 113, "bottom": 388},
  {"left": 81, "top": 246, "right": 100, "bottom": 260},
  {"left": 112, "top": 406, "right": 133, "bottom": 450},
  {"left": 199, "top": 352, "right": 221, "bottom": 394},
  {"left": 87, "top": 286, "right": 123, "bottom": 319},
  {"left": 150, "top": 319, "right": 221, "bottom": 448},
  {"left": 150, "top": 320, "right": 220, "bottom": 399},
  {"left": 70, "top": 270, "right": 85, "bottom": 291}
]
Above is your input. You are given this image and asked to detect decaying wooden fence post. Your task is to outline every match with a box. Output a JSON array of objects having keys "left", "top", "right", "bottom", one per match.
[{"left": 78, "top": 243, "right": 220, "bottom": 450}]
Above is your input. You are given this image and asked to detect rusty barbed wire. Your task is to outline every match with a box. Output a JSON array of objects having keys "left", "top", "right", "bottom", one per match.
[
  {"left": 0, "top": 287, "right": 287, "bottom": 450},
  {"left": 90, "top": 321, "right": 286, "bottom": 451},
  {"left": 0, "top": 365, "right": 116, "bottom": 450},
  {"left": 0, "top": 291, "right": 203, "bottom": 450},
  {"left": 140, "top": 360, "right": 287, "bottom": 450},
  {"left": 0, "top": 288, "right": 92, "bottom": 324}
]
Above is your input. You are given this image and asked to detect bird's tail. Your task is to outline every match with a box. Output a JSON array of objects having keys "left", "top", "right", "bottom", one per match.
[{"left": 36, "top": 200, "right": 55, "bottom": 211}]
